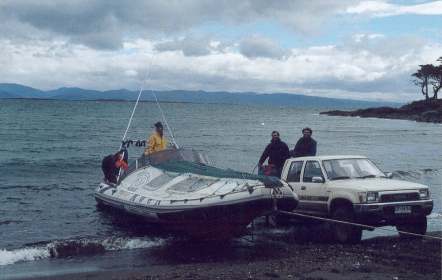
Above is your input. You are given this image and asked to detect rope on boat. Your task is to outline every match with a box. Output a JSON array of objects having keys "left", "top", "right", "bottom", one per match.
[
  {"left": 276, "top": 210, "right": 442, "bottom": 241},
  {"left": 120, "top": 56, "right": 156, "bottom": 147},
  {"left": 116, "top": 56, "right": 155, "bottom": 182},
  {"left": 150, "top": 89, "right": 180, "bottom": 149},
  {"left": 121, "top": 87, "right": 143, "bottom": 146}
]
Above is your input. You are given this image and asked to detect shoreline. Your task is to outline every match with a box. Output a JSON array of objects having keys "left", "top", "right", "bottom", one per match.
[
  {"left": 321, "top": 99, "right": 442, "bottom": 123},
  {"left": 22, "top": 231, "right": 441, "bottom": 280}
]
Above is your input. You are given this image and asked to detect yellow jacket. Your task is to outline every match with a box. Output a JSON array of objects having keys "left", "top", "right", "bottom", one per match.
[{"left": 145, "top": 132, "right": 168, "bottom": 155}]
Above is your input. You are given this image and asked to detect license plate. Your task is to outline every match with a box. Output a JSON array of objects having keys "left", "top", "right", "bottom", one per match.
[{"left": 394, "top": 205, "right": 412, "bottom": 214}]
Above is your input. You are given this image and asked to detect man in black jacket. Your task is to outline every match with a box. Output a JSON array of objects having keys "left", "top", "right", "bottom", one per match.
[
  {"left": 291, "top": 127, "right": 317, "bottom": 157},
  {"left": 258, "top": 131, "right": 290, "bottom": 177},
  {"left": 101, "top": 149, "right": 128, "bottom": 184}
]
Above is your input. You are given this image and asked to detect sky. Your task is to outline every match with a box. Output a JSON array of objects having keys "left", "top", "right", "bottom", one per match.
[{"left": 0, "top": 0, "right": 441, "bottom": 102}]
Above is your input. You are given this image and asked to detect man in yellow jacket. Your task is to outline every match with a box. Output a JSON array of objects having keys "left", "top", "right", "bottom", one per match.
[{"left": 144, "top": 121, "right": 168, "bottom": 155}]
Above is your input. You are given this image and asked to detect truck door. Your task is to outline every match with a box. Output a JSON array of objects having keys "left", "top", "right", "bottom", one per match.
[
  {"left": 285, "top": 161, "right": 307, "bottom": 208},
  {"left": 300, "top": 160, "right": 328, "bottom": 213}
]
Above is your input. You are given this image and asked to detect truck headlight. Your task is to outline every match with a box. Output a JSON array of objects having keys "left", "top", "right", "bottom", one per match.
[
  {"left": 419, "top": 189, "right": 430, "bottom": 199},
  {"left": 358, "top": 191, "right": 379, "bottom": 203},
  {"left": 366, "top": 191, "right": 379, "bottom": 203}
]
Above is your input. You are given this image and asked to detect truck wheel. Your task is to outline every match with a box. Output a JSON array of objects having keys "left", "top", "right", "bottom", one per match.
[
  {"left": 268, "top": 213, "right": 292, "bottom": 227},
  {"left": 396, "top": 216, "right": 427, "bottom": 239},
  {"left": 331, "top": 206, "right": 362, "bottom": 244}
]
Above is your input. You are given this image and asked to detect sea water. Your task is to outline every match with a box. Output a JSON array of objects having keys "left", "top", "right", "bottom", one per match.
[{"left": 0, "top": 99, "right": 441, "bottom": 274}]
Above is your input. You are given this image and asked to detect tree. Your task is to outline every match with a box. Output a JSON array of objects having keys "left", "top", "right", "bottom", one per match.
[
  {"left": 412, "top": 64, "right": 434, "bottom": 100},
  {"left": 429, "top": 57, "right": 442, "bottom": 99}
]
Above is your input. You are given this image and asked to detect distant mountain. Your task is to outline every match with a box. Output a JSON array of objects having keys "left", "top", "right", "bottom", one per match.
[
  {"left": 46, "top": 87, "right": 104, "bottom": 100},
  {"left": 0, "top": 83, "right": 400, "bottom": 108},
  {"left": 0, "top": 90, "right": 19, "bottom": 98},
  {"left": 0, "top": 83, "right": 52, "bottom": 98}
]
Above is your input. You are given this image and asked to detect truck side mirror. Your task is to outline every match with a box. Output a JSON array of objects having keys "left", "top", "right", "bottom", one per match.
[
  {"left": 385, "top": 172, "right": 393, "bottom": 179},
  {"left": 312, "top": 176, "right": 324, "bottom": 183}
]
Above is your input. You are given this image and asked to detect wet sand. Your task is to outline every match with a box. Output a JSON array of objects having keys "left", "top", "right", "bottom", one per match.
[{"left": 27, "top": 231, "right": 441, "bottom": 280}]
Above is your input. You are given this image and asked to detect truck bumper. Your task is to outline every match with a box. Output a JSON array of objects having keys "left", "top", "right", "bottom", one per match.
[{"left": 353, "top": 200, "right": 433, "bottom": 226}]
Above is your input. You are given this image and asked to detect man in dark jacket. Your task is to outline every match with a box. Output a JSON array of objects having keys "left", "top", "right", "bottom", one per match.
[
  {"left": 101, "top": 150, "right": 128, "bottom": 184},
  {"left": 258, "top": 131, "right": 290, "bottom": 177},
  {"left": 291, "top": 127, "right": 317, "bottom": 157}
]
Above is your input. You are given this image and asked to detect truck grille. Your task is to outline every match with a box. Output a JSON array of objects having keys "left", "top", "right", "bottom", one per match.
[{"left": 380, "top": 193, "right": 419, "bottom": 203}]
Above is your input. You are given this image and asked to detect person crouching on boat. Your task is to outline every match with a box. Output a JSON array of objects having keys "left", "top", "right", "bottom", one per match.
[
  {"left": 101, "top": 150, "right": 128, "bottom": 184},
  {"left": 258, "top": 131, "right": 290, "bottom": 177},
  {"left": 144, "top": 121, "right": 168, "bottom": 155}
]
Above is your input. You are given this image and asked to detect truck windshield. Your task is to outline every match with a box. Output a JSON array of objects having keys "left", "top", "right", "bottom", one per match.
[{"left": 322, "top": 158, "right": 385, "bottom": 180}]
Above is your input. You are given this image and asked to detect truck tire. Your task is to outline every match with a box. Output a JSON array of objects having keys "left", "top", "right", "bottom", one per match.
[
  {"left": 276, "top": 213, "right": 293, "bottom": 226},
  {"left": 331, "top": 206, "right": 362, "bottom": 244},
  {"left": 268, "top": 213, "right": 292, "bottom": 227},
  {"left": 396, "top": 216, "right": 427, "bottom": 239}
]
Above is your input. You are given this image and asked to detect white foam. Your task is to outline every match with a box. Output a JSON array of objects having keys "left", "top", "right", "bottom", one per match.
[
  {"left": 0, "top": 247, "right": 50, "bottom": 266},
  {"left": 0, "top": 237, "right": 165, "bottom": 266},
  {"left": 102, "top": 237, "right": 164, "bottom": 251},
  {"left": 428, "top": 212, "right": 442, "bottom": 219}
]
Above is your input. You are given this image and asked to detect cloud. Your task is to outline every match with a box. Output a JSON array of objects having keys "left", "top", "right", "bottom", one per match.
[
  {"left": 352, "top": 33, "right": 385, "bottom": 43},
  {"left": 346, "top": 0, "right": 442, "bottom": 17},
  {"left": 0, "top": 0, "right": 359, "bottom": 49},
  {"left": 346, "top": 33, "right": 425, "bottom": 57},
  {"left": 1, "top": 1, "right": 440, "bottom": 102},
  {"left": 239, "top": 35, "right": 288, "bottom": 59},
  {"left": 2, "top": 34, "right": 441, "bottom": 102},
  {"left": 154, "top": 37, "right": 213, "bottom": 57},
  {"left": 154, "top": 35, "right": 289, "bottom": 59}
]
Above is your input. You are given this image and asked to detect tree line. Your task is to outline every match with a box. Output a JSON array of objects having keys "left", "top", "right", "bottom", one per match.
[{"left": 412, "top": 57, "right": 442, "bottom": 100}]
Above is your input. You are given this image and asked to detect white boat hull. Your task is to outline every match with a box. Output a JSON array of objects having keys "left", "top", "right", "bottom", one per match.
[{"left": 95, "top": 150, "right": 297, "bottom": 238}]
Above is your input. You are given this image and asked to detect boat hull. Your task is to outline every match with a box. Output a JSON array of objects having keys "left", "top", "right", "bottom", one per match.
[
  {"left": 95, "top": 186, "right": 296, "bottom": 239},
  {"left": 95, "top": 150, "right": 298, "bottom": 239}
]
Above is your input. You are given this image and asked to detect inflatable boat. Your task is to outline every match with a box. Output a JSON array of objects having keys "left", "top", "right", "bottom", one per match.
[{"left": 95, "top": 148, "right": 298, "bottom": 238}]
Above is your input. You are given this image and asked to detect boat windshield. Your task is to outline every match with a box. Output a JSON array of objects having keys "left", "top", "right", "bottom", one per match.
[
  {"left": 143, "top": 148, "right": 210, "bottom": 166},
  {"left": 322, "top": 158, "right": 386, "bottom": 180}
]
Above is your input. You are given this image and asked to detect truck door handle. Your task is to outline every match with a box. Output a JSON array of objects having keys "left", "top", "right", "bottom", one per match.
[{"left": 301, "top": 186, "right": 306, "bottom": 190}]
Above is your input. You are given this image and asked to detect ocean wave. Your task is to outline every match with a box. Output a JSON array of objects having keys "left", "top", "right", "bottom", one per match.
[
  {"left": 0, "top": 184, "right": 88, "bottom": 192},
  {"left": 0, "top": 220, "right": 23, "bottom": 226},
  {"left": 101, "top": 237, "right": 164, "bottom": 251},
  {"left": 0, "top": 158, "right": 99, "bottom": 172},
  {"left": 428, "top": 212, "right": 442, "bottom": 219},
  {"left": 0, "top": 237, "right": 164, "bottom": 266},
  {"left": 392, "top": 168, "right": 441, "bottom": 179},
  {"left": 1, "top": 184, "right": 56, "bottom": 191},
  {"left": 0, "top": 247, "right": 49, "bottom": 266}
]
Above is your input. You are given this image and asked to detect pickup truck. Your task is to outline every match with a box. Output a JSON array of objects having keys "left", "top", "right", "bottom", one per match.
[{"left": 278, "top": 155, "right": 433, "bottom": 243}]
